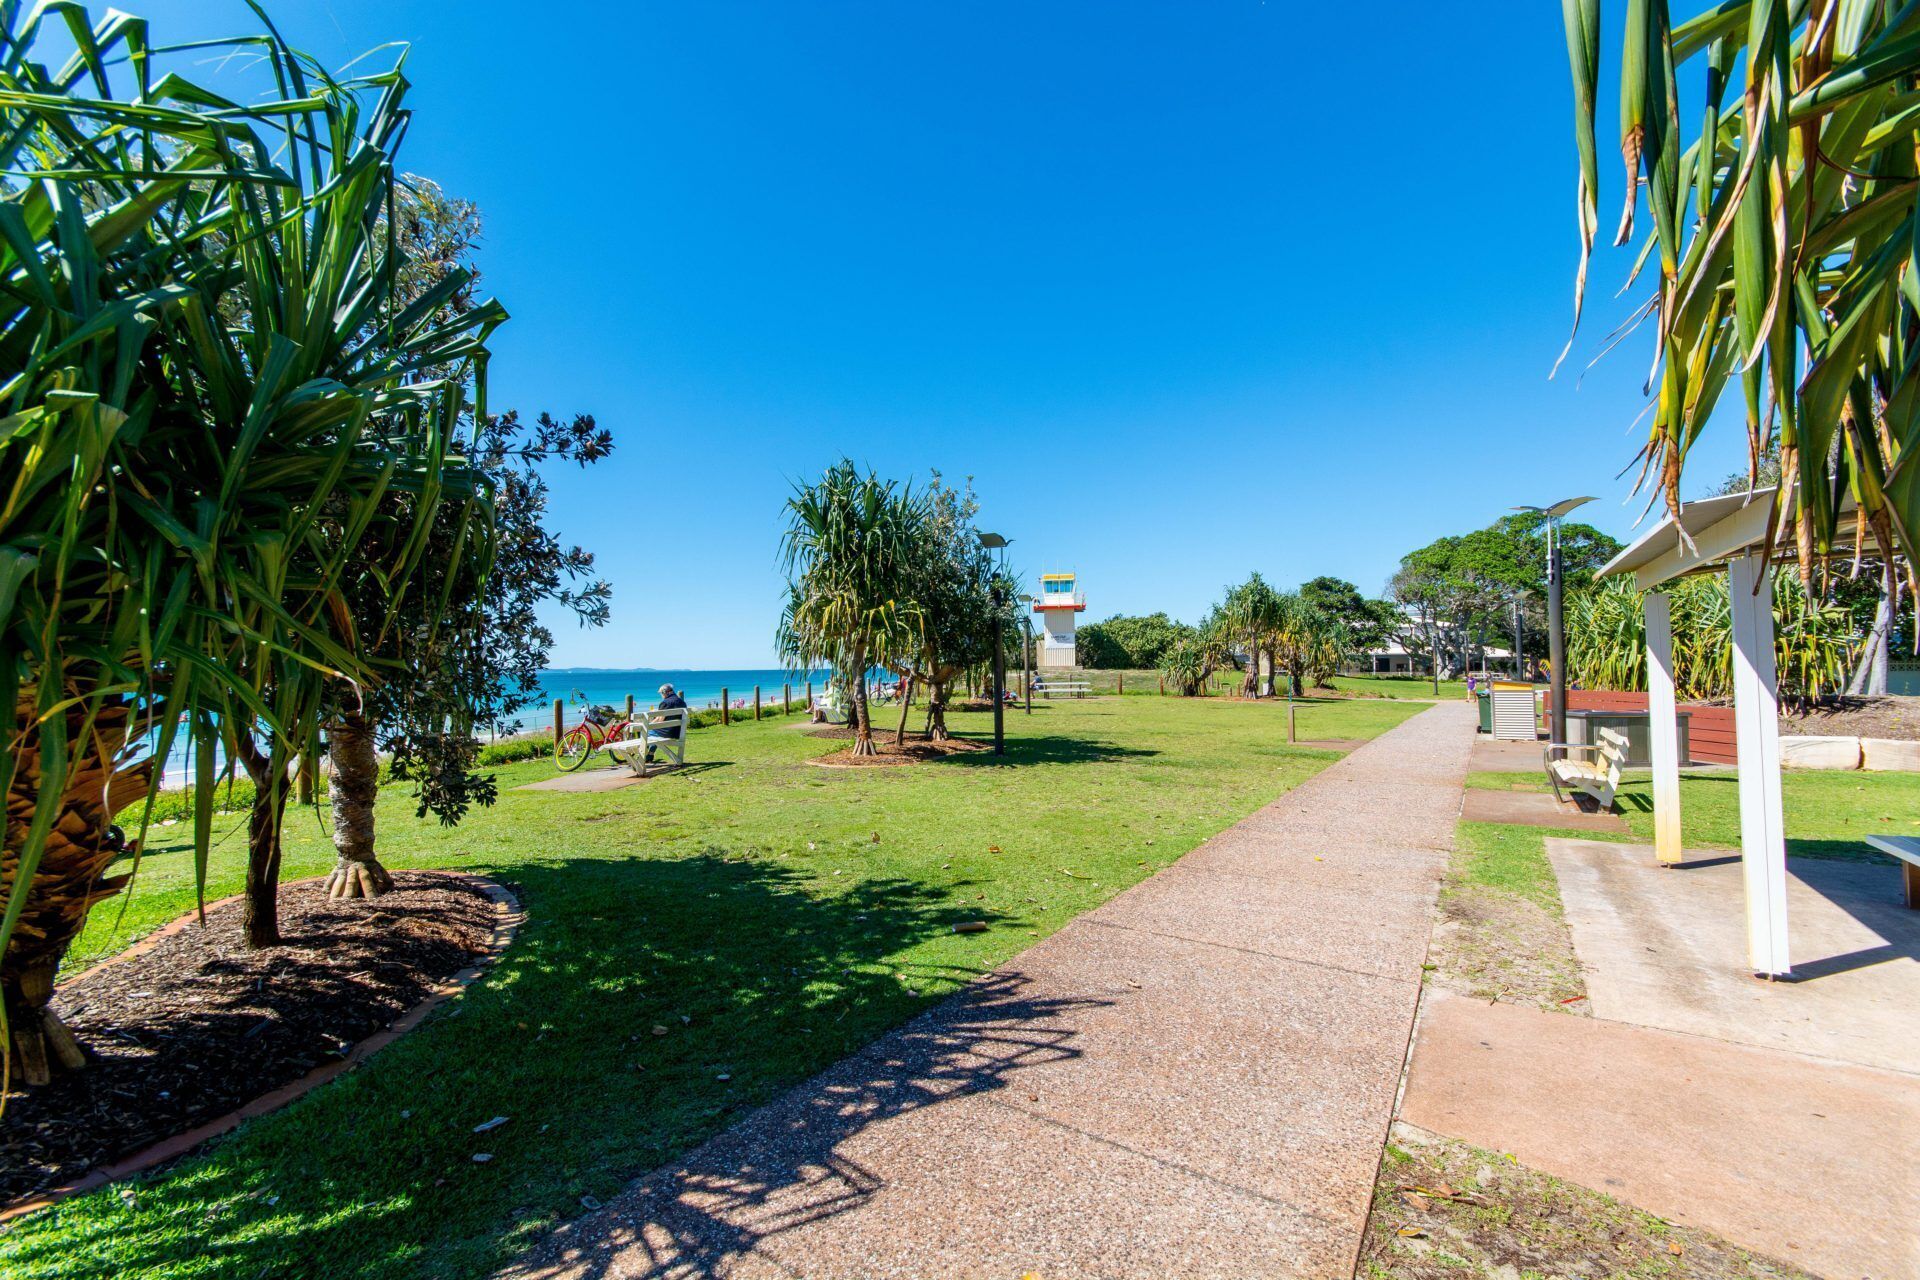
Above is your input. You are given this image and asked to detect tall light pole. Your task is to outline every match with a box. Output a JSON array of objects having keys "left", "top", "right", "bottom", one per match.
[
  {"left": 1021, "top": 596, "right": 1037, "bottom": 715},
  {"left": 1513, "top": 497, "right": 1594, "bottom": 759},
  {"left": 978, "top": 532, "right": 1011, "bottom": 755}
]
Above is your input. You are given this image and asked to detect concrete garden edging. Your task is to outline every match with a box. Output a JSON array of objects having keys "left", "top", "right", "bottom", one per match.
[
  {"left": 1779, "top": 734, "right": 1920, "bottom": 771},
  {"left": 2, "top": 870, "right": 525, "bottom": 1223}
]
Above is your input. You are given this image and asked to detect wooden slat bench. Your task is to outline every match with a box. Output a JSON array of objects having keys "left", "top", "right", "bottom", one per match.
[
  {"left": 1864, "top": 836, "right": 1920, "bottom": 909},
  {"left": 1544, "top": 727, "right": 1627, "bottom": 812},
  {"left": 605, "top": 707, "right": 690, "bottom": 777}
]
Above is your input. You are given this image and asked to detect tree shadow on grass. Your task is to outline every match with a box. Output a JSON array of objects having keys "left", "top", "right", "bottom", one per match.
[
  {"left": 13, "top": 850, "right": 1064, "bottom": 1280},
  {"left": 936, "top": 737, "right": 1158, "bottom": 768}
]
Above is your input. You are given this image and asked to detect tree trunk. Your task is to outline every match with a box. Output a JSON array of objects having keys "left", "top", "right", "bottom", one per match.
[
  {"left": 926, "top": 681, "right": 951, "bottom": 740},
  {"left": 1848, "top": 560, "right": 1897, "bottom": 696},
  {"left": 2, "top": 698, "right": 148, "bottom": 1085},
  {"left": 323, "top": 710, "right": 392, "bottom": 900},
  {"left": 849, "top": 652, "right": 876, "bottom": 756},
  {"left": 235, "top": 735, "right": 290, "bottom": 949},
  {"left": 1241, "top": 638, "right": 1258, "bottom": 697},
  {"left": 894, "top": 676, "right": 916, "bottom": 746}
]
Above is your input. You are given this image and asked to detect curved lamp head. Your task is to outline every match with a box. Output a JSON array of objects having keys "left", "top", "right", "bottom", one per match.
[{"left": 976, "top": 532, "right": 1009, "bottom": 549}]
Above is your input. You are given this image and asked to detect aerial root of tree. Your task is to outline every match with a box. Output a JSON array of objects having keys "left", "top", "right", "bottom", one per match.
[
  {"left": 850, "top": 733, "right": 879, "bottom": 756},
  {"left": 325, "top": 857, "right": 395, "bottom": 900},
  {"left": 5, "top": 956, "right": 89, "bottom": 1086}
]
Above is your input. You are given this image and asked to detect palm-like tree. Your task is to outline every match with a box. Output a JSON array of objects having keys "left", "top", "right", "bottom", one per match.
[
  {"left": 779, "top": 462, "right": 927, "bottom": 755},
  {"left": 1564, "top": 2, "right": 1920, "bottom": 592},
  {"left": 1219, "top": 574, "right": 1277, "bottom": 697},
  {"left": 1268, "top": 593, "right": 1348, "bottom": 698},
  {"left": 0, "top": 6, "right": 502, "bottom": 1081}
]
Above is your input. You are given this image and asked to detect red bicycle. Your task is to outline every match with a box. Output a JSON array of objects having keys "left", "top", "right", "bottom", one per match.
[{"left": 554, "top": 703, "right": 635, "bottom": 772}]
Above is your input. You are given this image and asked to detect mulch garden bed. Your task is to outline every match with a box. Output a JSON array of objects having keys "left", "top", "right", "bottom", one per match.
[
  {"left": 1777, "top": 693, "right": 1920, "bottom": 740},
  {"left": 1, "top": 871, "right": 497, "bottom": 1208},
  {"left": 803, "top": 725, "right": 992, "bottom": 767}
]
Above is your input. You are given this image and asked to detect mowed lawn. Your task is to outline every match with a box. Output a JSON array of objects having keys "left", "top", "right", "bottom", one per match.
[
  {"left": 1465, "top": 766, "right": 1920, "bottom": 861},
  {"left": 9, "top": 695, "right": 1424, "bottom": 1280}
]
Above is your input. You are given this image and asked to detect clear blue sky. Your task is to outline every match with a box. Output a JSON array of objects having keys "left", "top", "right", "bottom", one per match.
[{"left": 133, "top": 1, "right": 1736, "bottom": 667}]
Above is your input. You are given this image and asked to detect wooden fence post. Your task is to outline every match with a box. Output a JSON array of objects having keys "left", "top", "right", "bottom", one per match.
[
  {"left": 806, "top": 679, "right": 813, "bottom": 709},
  {"left": 1288, "top": 703, "right": 1298, "bottom": 743},
  {"left": 754, "top": 686, "right": 761, "bottom": 720},
  {"left": 721, "top": 687, "right": 730, "bottom": 726},
  {"left": 1118, "top": 673, "right": 1124, "bottom": 695},
  {"left": 1158, "top": 675, "right": 1165, "bottom": 695},
  {"left": 784, "top": 682, "right": 792, "bottom": 714},
  {"left": 553, "top": 698, "right": 564, "bottom": 746},
  {"left": 625, "top": 694, "right": 634, "bottom": 721}
]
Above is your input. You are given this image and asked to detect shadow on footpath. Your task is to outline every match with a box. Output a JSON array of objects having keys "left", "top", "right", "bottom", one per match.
[{"left": 500, "top": 966, "right": 1109, "bottom": 1280}]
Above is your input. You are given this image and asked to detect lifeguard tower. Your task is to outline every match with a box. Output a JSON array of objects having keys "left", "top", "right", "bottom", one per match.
[{"left": 1034, "top": 572, "right": 1085, "bottom": 669}]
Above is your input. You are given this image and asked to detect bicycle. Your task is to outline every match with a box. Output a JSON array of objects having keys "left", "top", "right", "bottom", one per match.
[{"left": 554, "top": 702, "right": 635, "bottom": 772}]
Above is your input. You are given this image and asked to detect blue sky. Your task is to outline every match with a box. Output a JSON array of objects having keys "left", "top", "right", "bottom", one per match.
[{"left": 128, "top": 1, "right": 1733, "bottom": 667}]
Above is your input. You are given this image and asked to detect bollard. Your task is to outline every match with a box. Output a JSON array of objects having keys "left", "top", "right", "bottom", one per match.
[
  {"left": 754, "top": 686, "right": 761, "bottom": 721},
  {"left": 784, "top": 682, "right": 792, "bottom": 715},
  {"left": 1288, "top": 702, "right": 1298, "bottom": 744},
  {"left": 625, "top": 693, "right": 634, "bottom": 721},
  {"left": 1158, "top": 675, "right": 1165, "bottom": 695},
  {"left": 553, "top": 698, "right": 564, "bottom": 746},
  {"left": 721, "top": 687, "right": 730, "bottom": 726},
  {"left": 1118, "top": 673, "right": 1124, "bottom": 696}
]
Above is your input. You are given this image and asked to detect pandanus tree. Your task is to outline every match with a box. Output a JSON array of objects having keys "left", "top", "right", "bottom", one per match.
[
  {"left": 779, "top": 461, "right": 926, "bottom": 755},
  {"left": 1268, "top": 592, "right": 1348, "bottom": 697},
  {"left": 0, "top": 7, "right": 503, "bottom": 1080},
  {"left": 1219, "top": 574, "right": 1278, "bottom": 696},
  {"left": 1562, "top": 0, "right": 1920, "bottom": 616}
]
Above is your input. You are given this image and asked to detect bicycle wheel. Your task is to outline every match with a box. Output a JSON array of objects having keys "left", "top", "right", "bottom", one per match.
[{"left": 555, "top": 727, "right": 595, "bottom": 772}]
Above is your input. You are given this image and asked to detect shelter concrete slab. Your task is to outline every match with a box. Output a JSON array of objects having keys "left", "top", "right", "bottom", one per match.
[
  {"left": 1547, "top": 837, "right": 1920, "bottom": 1074},
  {"left": 1401, "top": 989, "right": 1920, "bottom": 1280},
  {"left": 1469, "top": 736, "right": 1547, "bottom": 772},
  {"left": 499, "top": 701, "right": 1477, "bottom": 1280},
  {"left": 1460, "top": 787, "right": 1627, "bottom": 833}
]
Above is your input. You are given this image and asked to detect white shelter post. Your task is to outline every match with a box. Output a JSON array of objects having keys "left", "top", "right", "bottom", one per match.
[
  {"left": 1635, "top": 594, "right": 1681, "bottom": 867},
  {"left": 1727, "top": 552, "right": 1791, "bottom": 977},
  {"left": 1643, "top": 590, "right": 1684, "bottom": 866}
]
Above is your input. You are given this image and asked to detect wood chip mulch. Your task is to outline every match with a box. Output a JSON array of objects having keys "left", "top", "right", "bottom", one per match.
[
  {"left": 804, "top": 725, "right": 992, "bottom": 767},
  {"left": 1, "top": 871, "right": 494, "bottom": 1207}
]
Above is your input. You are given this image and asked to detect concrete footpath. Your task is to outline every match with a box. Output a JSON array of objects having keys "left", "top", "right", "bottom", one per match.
[
  {"left": 1402, "top": 990, "right": 1920, "bottom": 1280},
  {"left": 503, "top": 701, "right": 1474, "bottom": 1280}
]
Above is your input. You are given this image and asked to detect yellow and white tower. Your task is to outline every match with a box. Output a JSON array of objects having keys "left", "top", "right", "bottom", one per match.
[{"left": 1034, "top": 572, "right": 1085, "bottom": 669}]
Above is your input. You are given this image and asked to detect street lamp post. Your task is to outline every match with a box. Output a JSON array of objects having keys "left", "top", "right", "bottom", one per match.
[
  {"left": 978, "top": 532, "right": 1011, "bottom": 755},
  {"left": 1513, "top": 497, "right": 1594, "bottom": 760}
]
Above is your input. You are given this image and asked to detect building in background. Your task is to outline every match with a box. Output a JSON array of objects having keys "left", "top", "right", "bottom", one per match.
[{"left": 1034, "top": 572, "right": 1085, "bottom": 669}]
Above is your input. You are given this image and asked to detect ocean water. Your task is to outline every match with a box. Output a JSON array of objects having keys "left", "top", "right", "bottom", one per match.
[
  {"left": 496, "top": 668, "right": 832, "bottom": 733},
  {"left": 151, "top": 669, "right": 830, "bottom": 781}
]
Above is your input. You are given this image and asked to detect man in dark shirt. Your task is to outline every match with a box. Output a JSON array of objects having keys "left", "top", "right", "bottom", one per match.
[{"left": 647, "top": 683, "right": 688, "bottom": 762}]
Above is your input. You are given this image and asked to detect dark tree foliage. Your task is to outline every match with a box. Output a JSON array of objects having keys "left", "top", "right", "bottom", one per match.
[
  {"left": 376, "top": 410, "right": 613, "bottom": 825},
  {"left": 1299, "top": 577, "right": 1397, "bottom": 652},
  {"left": 1076, "top": 613, "right": 1193, "bottom": 669}
]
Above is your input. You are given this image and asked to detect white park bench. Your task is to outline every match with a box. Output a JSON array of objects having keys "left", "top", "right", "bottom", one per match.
[
  {"left": 1864, "top": 836, "right": 1920, "bottom": 909},
  {"left": 605, "top": 707, "right": 690, "bottom": 777},
  {"left": 1034, "top": 680, "right": 1092, "bottom": 699},
  {"left": 1544, "top": 726, "right": 1627, "bottom": 811}
]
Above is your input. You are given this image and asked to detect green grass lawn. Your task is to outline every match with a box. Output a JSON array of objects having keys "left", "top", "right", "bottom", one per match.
[
  {"left": 1327, "top": 674, "right": 1469, "bottom": 701},
  {"left": 11, "top": 695, "right": 1422, "bottom": 1280},
  {"left": 1465, "top": 766, "right": 1920, "bottom": 861}
]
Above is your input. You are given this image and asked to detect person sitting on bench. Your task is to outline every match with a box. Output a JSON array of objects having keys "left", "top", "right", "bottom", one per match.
[{"left": 648, "top": 683, "right": 687, "bottom": 762}]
